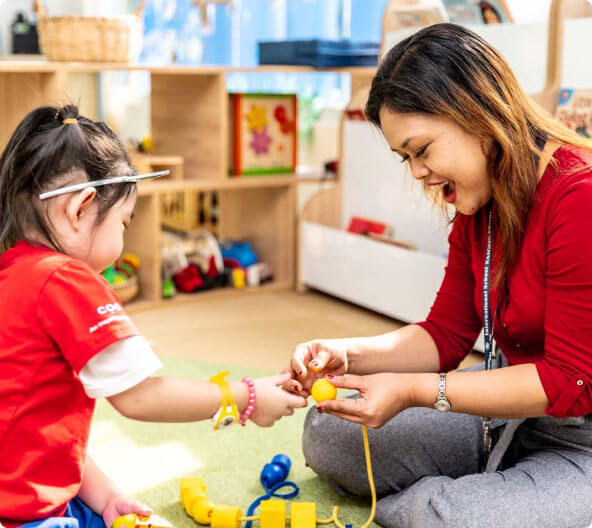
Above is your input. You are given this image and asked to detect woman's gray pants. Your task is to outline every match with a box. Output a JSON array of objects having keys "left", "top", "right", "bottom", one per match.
[{"left": 302, "top": 394, "right": 592, "bottom": 528}]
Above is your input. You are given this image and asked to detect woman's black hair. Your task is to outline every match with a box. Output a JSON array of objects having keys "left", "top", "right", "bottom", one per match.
[{"left": 0, "top": 104, "right": 136, "bottom": 252}]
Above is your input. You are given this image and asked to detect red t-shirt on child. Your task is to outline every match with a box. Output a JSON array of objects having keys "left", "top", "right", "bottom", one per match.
[{"left": 0, "top": 241, "right": 139, "bottom": 526}]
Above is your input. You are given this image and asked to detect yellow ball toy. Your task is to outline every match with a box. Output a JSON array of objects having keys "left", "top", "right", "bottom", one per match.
[{"left": 311, "top": 379, "right": 337, "bottom": 403}]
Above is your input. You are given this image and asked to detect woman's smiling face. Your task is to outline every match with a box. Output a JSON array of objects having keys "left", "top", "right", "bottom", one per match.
[{"left": 379, "top": 108, "right": 492, "bottom": 215}]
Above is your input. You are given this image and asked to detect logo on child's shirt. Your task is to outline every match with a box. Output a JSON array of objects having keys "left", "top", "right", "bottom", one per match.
[
  {"left": 96, "top": 302, "right": 123, "bottom": 315},
  {"left": 89, "top": 302, "right": 128, "bottom": 333}
]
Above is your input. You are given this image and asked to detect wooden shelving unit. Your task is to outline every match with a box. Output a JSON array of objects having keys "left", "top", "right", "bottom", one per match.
[{"left": 0, "top": 61, "right": 360, "bottom": 312}]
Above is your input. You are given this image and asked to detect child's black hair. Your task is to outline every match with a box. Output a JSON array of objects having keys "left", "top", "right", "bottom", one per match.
[{"left": 0, "top": 104, "right": 136, "bottom": 252}]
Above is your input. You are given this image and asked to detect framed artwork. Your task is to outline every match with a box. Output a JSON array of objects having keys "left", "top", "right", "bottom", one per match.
[
  {"left": 556, "top": 89, "right": 592, "bottom": 140},
  {"left": 442, "top": 0, "right": 513, "bottom": 24},
  {"left": 383, "top": 0, "right": 449, "bottom": 32},
  {"left": 229, "top": 93, "right": 298, "bottom": 176}
]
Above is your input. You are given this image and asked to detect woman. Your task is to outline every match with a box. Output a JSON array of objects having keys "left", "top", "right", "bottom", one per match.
[{"left": 287, "top": 24, "right": 592, "bottom": 527}]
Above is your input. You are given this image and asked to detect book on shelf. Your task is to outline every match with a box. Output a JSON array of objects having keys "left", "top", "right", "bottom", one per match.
[{"left": 556, "top": 89, "right": 592, "bottom": 140}]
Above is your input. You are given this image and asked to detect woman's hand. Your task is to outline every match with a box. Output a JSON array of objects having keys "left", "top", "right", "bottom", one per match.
[
  {"left": 102, "top": 494, "right": 152, "bottom": 528},
  {"left": 249, "top": 372, "right": 308, "bottom": 427},
  {"left": 316, "top": 373, "right": 414, "bottom": 428},
  {"left": 287, "top": 340, "right": 349, "bottom": 396}
]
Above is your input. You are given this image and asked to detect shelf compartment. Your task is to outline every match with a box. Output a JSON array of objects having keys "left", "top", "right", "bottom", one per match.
[
  {"left": 219, "top": 185, "right": 296, "bottom": 288},
  {"left": 151, "top": 72, "right": 227, "bottom": 182}
]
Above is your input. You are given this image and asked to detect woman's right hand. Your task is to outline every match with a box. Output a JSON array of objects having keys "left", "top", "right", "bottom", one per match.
[
  {"left": 249, "top": 372, "right": 307, "bottom": 427},
  {"left": 288, "top": 339, "right": 349, "bottom": 396}
]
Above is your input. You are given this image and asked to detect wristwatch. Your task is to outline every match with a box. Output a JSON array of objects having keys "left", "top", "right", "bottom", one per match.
[
  {"left": 434, "top": 372, "right": 451, "bottom": 412},
  {"left": 210, "top": 371, "right": 239, "bottom": 430}
]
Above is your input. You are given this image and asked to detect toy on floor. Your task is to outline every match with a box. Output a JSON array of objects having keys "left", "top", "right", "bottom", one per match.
[
  {"left": 112, "top": 513, "right": 172, "bottom": 528},
  {"left": 245, "top": 455, "right": 299, "bottom": 528},
  {"left": 181, "top": 378, "right": 377, "bottom": 528}
]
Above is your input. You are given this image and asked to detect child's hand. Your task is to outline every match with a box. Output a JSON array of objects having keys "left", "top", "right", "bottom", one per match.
[
  {"left": 249, "top": 372, "right": 307, "bottom": 427},
  {"left": 103, "top": 494, "right": 152, "bottom": 528},
  {"left": 287, "top": 340, "right": 349, "bottom": 397}
]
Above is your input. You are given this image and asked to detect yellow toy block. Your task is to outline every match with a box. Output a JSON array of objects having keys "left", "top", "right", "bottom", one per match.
[
  {"left": 181, "top": 477, "right": 207, "bottom": 505},
  {"left": 290, "top": 503, "right": 316, "bottom": 528},
  {"left": 260, "top": 500, "right": 286, "bottom": 528},
  {"left": 191, "top": 497, "right": 215, "bottom": 525},
  {"left": 210, "top": 505, "right": 242, "bottom": 528},
  {"left": 183, "top": 487, "right": 208, "bottom": 513},
  {"left": 112, "top": 514, "right": 172, "bottom": 528}
]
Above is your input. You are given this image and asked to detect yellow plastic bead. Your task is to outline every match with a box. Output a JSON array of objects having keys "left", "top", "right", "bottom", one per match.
[
  {"left": 210, "top": 505, "right": 242, "bottom": 528},
  {"left": 311, "top": 379, "right": 337, "bottom": 403},
  {"left": 260, "top": 500, "right": 286, "bottom": 528},
  {"left": 191, "top": 498, "right": 216, "bottom": 525},
  {"left": 290, "top": 502, "right": 316, "bottom": 528},
  {"left": 184, "top": 488, "right": 208, "bottom": 514},
  {"left": 180, "top": 477, "right": 207, "bottom": 508},
  {"left": 112, "top": 514, "right": 137, "bottom": 528}
]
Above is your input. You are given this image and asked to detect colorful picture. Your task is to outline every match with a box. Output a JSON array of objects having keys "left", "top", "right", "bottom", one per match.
[
  {"left": 384, "top": 1, "right": 449, "bottom": 31},
  {"left": 229, "top": 93, "right": 298, "bottom": 176},
  {"left": 442, "top": 0, "right": 513, "bottom": 24},
  {"left": 556, "top": 89, "right": 592, "bottom": 139}
]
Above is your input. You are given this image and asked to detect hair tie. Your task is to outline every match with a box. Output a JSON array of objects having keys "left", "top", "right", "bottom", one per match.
[{"left": 63, "top": 118, "right": 78, "bottom": 124}]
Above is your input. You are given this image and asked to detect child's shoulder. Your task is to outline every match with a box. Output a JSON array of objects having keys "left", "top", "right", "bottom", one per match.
[{"left": 1, "top": 240, "right": 95, "bottom": 283}]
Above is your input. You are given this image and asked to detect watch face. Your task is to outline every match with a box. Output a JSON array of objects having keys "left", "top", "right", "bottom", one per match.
[
  {"left": 434, "top": 399, "right": 451, "bottom": 412},
  {"left": 219, "top": 415, "right": 236, "bottom": 428}
]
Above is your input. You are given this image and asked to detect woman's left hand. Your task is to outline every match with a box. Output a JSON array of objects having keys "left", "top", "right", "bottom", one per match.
[
  {"left": 103, "top": 494, "right": 152, "bottom": 528},
  {"left": 317, "top": 373, "right": 413, "bottom": 428}
]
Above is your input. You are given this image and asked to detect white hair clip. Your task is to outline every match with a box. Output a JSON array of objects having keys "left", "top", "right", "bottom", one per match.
[{"left": 38, "top": 170, "right": 169, "bottom": 200}]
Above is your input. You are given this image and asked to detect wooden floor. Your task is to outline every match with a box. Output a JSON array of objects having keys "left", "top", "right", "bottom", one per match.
[{"left": 132, "top": 289, "right": 481, "bottom": 372}]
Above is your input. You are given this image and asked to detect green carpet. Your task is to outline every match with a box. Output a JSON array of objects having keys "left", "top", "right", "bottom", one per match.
[{"left": 88, "top": 356, "right": 380, "bottom": 528}]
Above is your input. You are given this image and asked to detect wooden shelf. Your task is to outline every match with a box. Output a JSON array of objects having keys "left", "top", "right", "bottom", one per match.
[
  {"left": 0, "top": 58, "right": 350, "bottom": 310},
  {"left": 137, "top": 175, "right": 334, "bottom": 195},
  {"left": 0, "top": 58, "right": 376, "bottom": 77}
]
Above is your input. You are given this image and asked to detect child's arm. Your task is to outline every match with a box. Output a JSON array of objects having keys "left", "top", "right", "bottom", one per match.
[
  {"left": 107, "top": 372, "right": 306, "bottom": 425},
  {"left": 78, "top": 455, "right": 151, "bottom": 527}
]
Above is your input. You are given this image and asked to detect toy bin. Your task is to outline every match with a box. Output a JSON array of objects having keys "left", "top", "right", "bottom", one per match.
[{"left": 229, "top": 93, "right": 297, "bottom": 177}]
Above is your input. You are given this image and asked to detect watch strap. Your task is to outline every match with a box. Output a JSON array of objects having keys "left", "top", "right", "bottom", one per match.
[{"left": 209, "top": 371, "right": 239, "bottom": 429}]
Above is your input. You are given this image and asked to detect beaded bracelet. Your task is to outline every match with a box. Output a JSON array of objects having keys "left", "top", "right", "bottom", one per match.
[{"left": 239, "top": 377, "right": 256, "bottom": 426}]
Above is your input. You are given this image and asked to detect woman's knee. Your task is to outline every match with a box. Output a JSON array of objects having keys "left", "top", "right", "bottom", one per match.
[{"left": 302, "top": 406, "right": 369, "bottom": 492}]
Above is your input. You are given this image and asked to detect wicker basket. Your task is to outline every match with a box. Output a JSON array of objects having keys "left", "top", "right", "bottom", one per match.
[
  {"left": 113, "top": 274, "right": 139, "bottom": 303},
  {"left": 34, "top": 0, "right": 146, "bottom": 63}
]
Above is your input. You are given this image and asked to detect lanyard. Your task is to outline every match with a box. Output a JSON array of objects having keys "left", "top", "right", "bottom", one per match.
[
  {"left": 483, "top": 207, "right": 497, "bottom": 371},
  {"left": 481, "top": 207, "right": 498, "bottom": 457}
]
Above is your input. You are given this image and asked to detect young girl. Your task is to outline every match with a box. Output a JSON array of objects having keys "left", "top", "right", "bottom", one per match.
[{"left": 0, "top": 105, "right": 307, "bottom": 528}]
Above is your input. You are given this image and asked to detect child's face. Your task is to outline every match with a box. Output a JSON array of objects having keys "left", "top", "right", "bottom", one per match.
[
  {"left": 84, "top": 194, "right": 137, "bottom": 273},
  {"left": 57, "top": 191, "right": 137, "bottom": 273}
]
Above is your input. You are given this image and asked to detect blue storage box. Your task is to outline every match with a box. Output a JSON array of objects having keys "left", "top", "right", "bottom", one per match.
[{"left": 258, "top": 39, "right": 379, "bottom": 68}]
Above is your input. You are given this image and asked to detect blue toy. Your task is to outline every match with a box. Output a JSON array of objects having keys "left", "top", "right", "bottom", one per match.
[
  {"left": 245, "top": 454, "right": 299, "bottom": 528},
  {"left": 221, "top": 241, "right": 258, "bottom": 269}
]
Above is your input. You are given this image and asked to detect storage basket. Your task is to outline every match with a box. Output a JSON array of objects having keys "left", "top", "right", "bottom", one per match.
[
  {"left": 34, "top": 0, "right": 146, "bottom": 63},
  {"left": 113, "top": 274, "right": 139, "bottom": 303}
]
